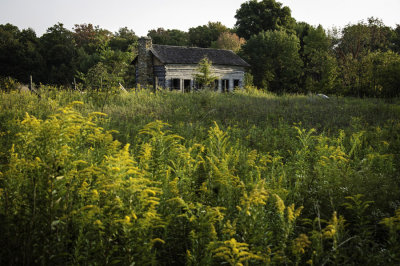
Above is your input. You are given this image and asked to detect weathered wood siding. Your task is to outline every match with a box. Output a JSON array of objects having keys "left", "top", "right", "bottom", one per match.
[
  {"left": 154, "top": 65, "right": 166, "bottom": 88},
  {"left": 164, "top": 64, "right": 245, "bottom": 92}
]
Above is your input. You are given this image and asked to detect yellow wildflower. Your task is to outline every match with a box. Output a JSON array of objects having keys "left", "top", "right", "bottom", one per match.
[{"left": 274, "top": 194, "right": 285, "bottom": 215}]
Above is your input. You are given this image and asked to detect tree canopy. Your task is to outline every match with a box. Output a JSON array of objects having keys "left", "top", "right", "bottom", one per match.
[
  {"left": 188, "top": 22, "right": 229, "bottom": 48},
  {"left": 1, "top": 6, "right": 400, "bottom": 98},
  {"left": 193, "top": 57, "right": 217, "bottom": 90},
  {"left": 235, "top": 0, "right": 295, "bottom": 40},
  {"left": 147, "top": 28, "right": 189, "bottom": 46},
  {"left": 241, "top": 30, "right": 302, "bottom": 93},
  {"left": 212, "top": 32, "right": 245, "bottom": 53},
  {"left": 0, "top": 22, "right": 137, "bottom": 88}
]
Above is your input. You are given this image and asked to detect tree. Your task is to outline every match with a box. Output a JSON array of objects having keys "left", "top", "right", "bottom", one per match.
[
  {"left": 364, "top": 51, "right": 400, "bottom": 98},
  {"left": 335, "top": 18, "right": 393, "bottom": 61},
  {"left": 73, "top": 23, "right": 99, "bottom": 54},
  {"left": 147, "top": 28, "right": 189, "bottom": 46},
  {"left": 78, "top": 44, "right": 132, "bottom": 89},
  {"left": 294, "top": 22, "right": 313, "bottom": 63},
  {"left": 189, "top": 22, "right": 229, "bottom": 48},
  {"left": 234, "top": 0, "right": 295, "bottom": 40},
  {"left": 193, "top": 57, "right": 217, "bottom": 90},
  {"left": 40, "top": 23, "right": 76, "bottom": 85},
  {"left": 333, "top": 18, "right": 394, "bottom": 96},
  {"left": 0, "top": 24, "right": 21, "bottom": 79},
  {"left": 212, "top": 32, "right": 245, "bottom": 53},
  {"left": 0, "top": 24, "right": 43, "bottom": 83},
  {"left": 391, "top": 24, "right": 400, "bottom": 53},
  {"left": 240, "top": 30, "right": 303, "bottom": 92},
  {"left": 82, "top": 62, "right": 108, "bottom": 90},
  {"left": 79, "top": 46, "right": 133, "bottom": 109},
  {"left": 110, "top": 27, "right": 138, "bottom": 52},
  {"left": 18, "top": 28, "right": 44, "bottom": 80},
  {"left": 302, "top": 25, "right": 338, "bottom": 94}
]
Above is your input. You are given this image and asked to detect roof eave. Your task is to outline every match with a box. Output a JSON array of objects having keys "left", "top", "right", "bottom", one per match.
[
  {"left": 149, "top": 48, "right": 166, "bottom": 64},
  {"left": 162, "top": 62, "right": 250, "bottom": 68}
]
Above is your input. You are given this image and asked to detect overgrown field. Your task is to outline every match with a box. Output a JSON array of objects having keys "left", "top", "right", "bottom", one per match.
[{"left": 1, "top": 88, "right": 400, "bottom": 265}]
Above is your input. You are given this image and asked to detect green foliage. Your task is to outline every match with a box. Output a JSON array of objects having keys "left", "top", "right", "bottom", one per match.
[
  {"left": 193, "top": 57, "right": 218, "bottom": 90},
  {"left": 243, "top": 72, "right": 254, "bottom": 88},
  {"left": 211, "top": 238, "right": 264, "bottom": 265},
  {"left": 188, "top": 21, "right": 229, "bottom": 48},
  {"left": 332, "top": 18, "right": 399, "bottom": 97},
  {"left": 302, "top": 25, "right": 338, "bottom": 94},
  {"left": 1, "top": 89, "right": 400, "bottom": 264},
  {"left": 40, "top": 23, "right": 77, "bottom": 85},
  {"left": 212, "top": 32, "right": 245, "bottom": 53},
  {"left": 0, "top": 76, "right": 20, "bottom": 92},
  {"left": 0, "top": 102, "right": 164, "bottom": 265},
  {"left": 1, "top": 16, "right": 400, "bottom": 97},
  {"left": 110, "top": 26, "right": 138, "bottom": 52},
  {"left": 0, "top": 22, "right": 137, "bottom": 88},
  {"left": 368, "top": 51, "right": 400, "bottom": 98},
  {"left": 336, "top": 18, "right": 393, "bottom": 59},
  {"left": 391, "top": 24, "right": 400, "bottom": 53},
  {"left": 0, "top": 24, "right": 44, "bottom": 83},
  {"left": 147, "top": 27, "right": 189, "bottom": 46},
  {"left": 72, "top": 23, "right": 108, "bottom": 54},
  {"left": 235, "top": 0, "right": 295, "bottom": 39},
  {"left": 241, "top": 30, "right": 303, "bottom": 92}
]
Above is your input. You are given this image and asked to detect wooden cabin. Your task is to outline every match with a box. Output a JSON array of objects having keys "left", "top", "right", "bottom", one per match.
[{"left": 133, "top": 37, "right": 250, "bottom": 92}]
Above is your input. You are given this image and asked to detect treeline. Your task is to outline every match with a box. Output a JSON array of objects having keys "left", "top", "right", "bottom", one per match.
[
  {"left": 0, "top": 23, "right": 138, "bottom": 88},
  {"left": 0, "top": 21, "right": 244, "bottom": 89},
  {"left": 236, "top": 1, "right": 400, "bottom": 98},
  {"left": 1, "top": 0, "right": 400, "bottom": 97}
]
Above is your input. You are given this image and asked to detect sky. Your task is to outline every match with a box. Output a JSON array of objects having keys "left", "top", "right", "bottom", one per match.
[{"left": 0, "top": 0, "right": 399, "bottom": 37}]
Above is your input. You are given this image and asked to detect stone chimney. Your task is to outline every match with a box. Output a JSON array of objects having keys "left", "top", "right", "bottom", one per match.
[{"left": 137, "top": 37, "right": 153, "bottom": 87}]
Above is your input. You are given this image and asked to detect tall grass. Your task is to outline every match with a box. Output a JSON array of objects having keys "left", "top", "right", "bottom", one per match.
[{"left": 1, "top": 88, "right": 400, "bottom": 264}]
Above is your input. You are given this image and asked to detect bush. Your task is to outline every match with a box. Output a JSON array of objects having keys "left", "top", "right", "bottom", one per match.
[{"left": 0, "top": 76, "right": 20, "bottom": 92}]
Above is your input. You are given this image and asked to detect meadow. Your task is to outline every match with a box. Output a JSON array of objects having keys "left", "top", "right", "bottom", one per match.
[{"left": 1, "top": 87, "right": 400, "bottom": 265}]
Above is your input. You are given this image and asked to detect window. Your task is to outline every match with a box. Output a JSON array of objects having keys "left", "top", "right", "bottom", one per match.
[
  {"left": 234, "top": 79, "right": 240, "bottom": 89},
  {"left": 171, "top": 79, "right": 180, "bottom": 90},
  {"left": 221, "top": 79, "right": 229, "bottom": 93},
  {"left": 184, "top": 79, "right": 191, "bottom": 93},
  {"left": 214, "top": 80, "right": 219, "bottom": 91}
]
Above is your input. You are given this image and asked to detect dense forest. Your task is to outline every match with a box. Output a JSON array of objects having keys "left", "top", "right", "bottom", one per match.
[{"left": 1, "top": 0, "right": 400, "bottom": 97}]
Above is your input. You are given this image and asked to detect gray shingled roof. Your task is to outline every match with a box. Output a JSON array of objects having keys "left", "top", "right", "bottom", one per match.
[{"left": 150, "top": 45, "right": 250, "bottom": 67}]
